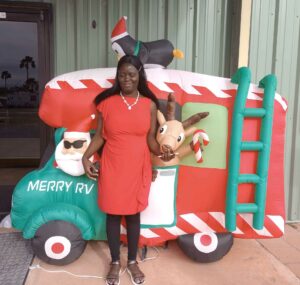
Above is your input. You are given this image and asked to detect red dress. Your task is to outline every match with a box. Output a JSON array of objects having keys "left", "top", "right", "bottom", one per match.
[{"left": 97, "top": 95, "right": 152, "bottom": 215}]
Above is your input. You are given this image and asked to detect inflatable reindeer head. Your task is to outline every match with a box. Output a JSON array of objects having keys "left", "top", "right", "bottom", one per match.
[{"left": 152, "top": 93, "right": 209, "bottom": 166}]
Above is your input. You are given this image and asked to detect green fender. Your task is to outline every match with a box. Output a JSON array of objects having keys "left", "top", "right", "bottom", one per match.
[{"left": 23, "top": 202, "right": 95, "bottom": 240}]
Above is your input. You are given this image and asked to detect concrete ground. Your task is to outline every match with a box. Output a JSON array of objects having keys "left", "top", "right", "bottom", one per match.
[
  {"left": 1, "top": 224, "right": 299, "bottom": 285},
  {"left": 4, "top": 223, "right": 296, "bottom": 285}
]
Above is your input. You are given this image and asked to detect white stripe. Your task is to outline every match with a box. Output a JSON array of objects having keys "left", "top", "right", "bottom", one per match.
[
  {"left": 111, "top": 32, "right": 128, "bottom": 42},
  {"left": 180, "top": 213, "right": 215, "bottom": 233},
  {"left": 46, "top": 81, "right": 60, "bottom": 89},
  {"left": 193, "top": 135, "right": 199, "bottom": 144},
  {"left": 46, "top": 68, "right": 116, "bottom": 89},
  {"left": 44, "top": 68, "right": 287, "bottom": 111},
  {"left": 195, "top": 151, "right": 202, "bottom": 161},
  {"left": 92, "top": 78, "right": 113, "bottom": 88},
  {"left": 140, "top": 228, "right": 160, "bottom": 238},
  {"left": 194, "top": 131, "right": 209, "bottom": 143},
  {"left": 67, "top": 80, "right": 87, "bottom": 89},
  {"left": 144, "top": 63, "right": 165, "bottom": 69},
  {"left": 275, "top": 93, "right": 287, "bottom": 111},
  {"left": 267, "top": 215, "right": 285, "bottom": 234},
  {"left": 164, "top": 226, "right": 187, "bottom": 236},
  {"left": 209, "top": 212, "right": 244, "bottom": 235},
  {"left": 120, "top": 225, "right": 127, "bottom": 234},
  {"left": 145, "top": 69, "right": 185, "bottom": 93},
  {"left": 201, "top": 133, "right": 209, "bottom": 142},
  {"left": 249, "top": 84, "right": 287, "bottom": 110},
  {"left": 247, "top": 90, "right": 263, "bottom": 100},
  {"left": 239, "top": 213, "right": 272, "bottom": 237},
  {"left": 146, "top": 69, "right": 233, "bottom": 97}
]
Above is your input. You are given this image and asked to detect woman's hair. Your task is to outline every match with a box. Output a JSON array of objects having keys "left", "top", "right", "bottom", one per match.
[{"left": 94, "top": 55, "right": 159, "bottom": 108}]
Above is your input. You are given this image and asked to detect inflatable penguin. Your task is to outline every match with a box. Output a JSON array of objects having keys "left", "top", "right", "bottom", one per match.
[{"left": 111, "top": 16, "right": 184, "bottom": 68}]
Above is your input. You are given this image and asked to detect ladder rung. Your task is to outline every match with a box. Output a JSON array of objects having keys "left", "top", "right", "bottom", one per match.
[
  {"left": 236, "top": 203, "right": 258, "bottom": 213},
  {"left": 238, "top": 174, "right": 260, "bottom": 184},
  {"left": 243, "top": 108, "right": 266, "bottom": 117},
  {"left": 241, "top": 141, "right": 264, "bottom": 151}
]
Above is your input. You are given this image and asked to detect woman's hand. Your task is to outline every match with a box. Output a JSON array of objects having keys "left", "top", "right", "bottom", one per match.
[
  {"left": 152, "top": 169, "right": 158, "bottom": 182},
  {"left": 82, "top": 157, "right": 99, "bottom": 181},
  {"left": 81, "top": 112, "right": 104, "bottom": 181},
  {"left": 159, "top": 145, "right": 175, "bottom": 162}
]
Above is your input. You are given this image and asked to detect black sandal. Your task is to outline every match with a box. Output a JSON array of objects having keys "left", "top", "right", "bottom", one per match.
[
  {"left": 127, "top": 260, "right": 145, "bottom": 285},
  {"left": 106, "top": 261, "right": 121, "bottom": 285}
]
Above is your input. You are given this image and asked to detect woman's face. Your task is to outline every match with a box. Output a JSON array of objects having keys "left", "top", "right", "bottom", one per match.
[{"left": 117, "top": 63, "right": 139, "bottom": 95}]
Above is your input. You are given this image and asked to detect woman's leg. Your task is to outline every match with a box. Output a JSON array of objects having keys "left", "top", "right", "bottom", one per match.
[
  {"left": 106, "top": 213, "right": 122, "bottom": 261},
  {"left": 125, "top": 213, "right": 145, "bottom": 285},
  {"left": 125, "top": 213, "right": 140, "bottom": 261},
  {"left": 106, "top": 214, "right": 122, "bottom": 285}
]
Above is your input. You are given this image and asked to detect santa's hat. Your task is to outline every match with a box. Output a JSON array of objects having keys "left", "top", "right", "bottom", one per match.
[
  {"left": 111, "top": 16, "right": 128, "bottom": 42},
  {"left": 64, "top": 114, "right": 96, "bottom": 140}
]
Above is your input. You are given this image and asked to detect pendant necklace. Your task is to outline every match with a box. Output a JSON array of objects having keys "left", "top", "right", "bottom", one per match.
[{"left": 120, "top": 91, "right": 140, "bottom": 110}]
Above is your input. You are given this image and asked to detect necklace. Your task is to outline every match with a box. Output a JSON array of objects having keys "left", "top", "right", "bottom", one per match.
[{"left": 119, "top": 91, "right": 140, "bottom": 110}]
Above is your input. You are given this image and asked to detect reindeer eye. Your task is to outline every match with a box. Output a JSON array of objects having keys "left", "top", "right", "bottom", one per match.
[
  {"left": 159, "top": 125, "right": 168, "bottom": 134},
  {"left": 177, "top": 132, "right": 185, "bottom": 142}
]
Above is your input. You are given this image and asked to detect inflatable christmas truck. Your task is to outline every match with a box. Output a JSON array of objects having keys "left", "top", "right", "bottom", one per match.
[
  {"left": 10, "top": 65, "right": 287, "bottom": 265},
  {"left": 9, "top": 16, "right": 287, "bottom": 265}
]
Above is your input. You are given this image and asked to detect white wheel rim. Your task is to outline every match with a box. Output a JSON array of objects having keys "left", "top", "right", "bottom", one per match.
[
  {"left": 44, "top": 236, "right": 71, "bottom": 259},
  {"left": 193, "top": 232, "right": 218, "bottom": 253}
]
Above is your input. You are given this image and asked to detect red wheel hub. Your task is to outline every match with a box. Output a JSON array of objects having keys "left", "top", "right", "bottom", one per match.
[
  {"left": 200, "top": 234, "right": 212, "bottom": 246},
  {"left": 51, "top": 242, "right": 64, "bottom": 254}
]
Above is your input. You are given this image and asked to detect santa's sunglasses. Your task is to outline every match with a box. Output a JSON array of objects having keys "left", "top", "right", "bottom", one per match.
[{"left": 63, "top": 139, "right": 87, "bottom": 149}]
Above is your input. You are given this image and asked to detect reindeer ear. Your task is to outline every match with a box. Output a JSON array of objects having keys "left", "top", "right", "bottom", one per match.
[
  {"left": 185, "top": 126, "right": 197, "bottom": 138},
  {"left": 182, "top": 112, "right": 209, "bottom": 129},
  {"left": 166, "top": 93, "right": 176, "bottom": 121},
  {"left": 157, "top": 110, "right": 166, "bottom": 125}
]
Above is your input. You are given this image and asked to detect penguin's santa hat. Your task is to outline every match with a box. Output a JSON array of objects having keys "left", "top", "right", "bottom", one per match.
[
  {"left": 63, "top": 114, "right": 96, "bottom": 140},
  {"left": 111, "top": 16, "right": 128, "bottom": 42}
]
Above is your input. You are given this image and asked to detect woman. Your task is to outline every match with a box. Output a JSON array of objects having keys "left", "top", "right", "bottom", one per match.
[{"left": 82, "top": 55, "right": 174, "bottom": 285}]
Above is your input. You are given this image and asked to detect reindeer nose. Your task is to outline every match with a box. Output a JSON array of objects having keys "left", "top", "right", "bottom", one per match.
[{"left": 161, "top": 144, "right": 172, "bottom": 152}]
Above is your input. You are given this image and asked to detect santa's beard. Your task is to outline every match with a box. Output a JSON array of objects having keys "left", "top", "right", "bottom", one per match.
[{"left": 55, "top": 140, "right": 93, "bottom": 176}]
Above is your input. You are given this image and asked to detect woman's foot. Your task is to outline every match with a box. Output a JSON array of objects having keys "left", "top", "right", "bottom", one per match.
[
  {"left": 106, "top": 261, "right": 121, "bottom": 285},
  {"left": 126, "top": 260, "right": 145, "bottom": 285}
]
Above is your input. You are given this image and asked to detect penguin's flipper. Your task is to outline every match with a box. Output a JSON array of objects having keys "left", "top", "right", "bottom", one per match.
[{"left": 173, "top": 49, "right": 184, "bottom": 59}]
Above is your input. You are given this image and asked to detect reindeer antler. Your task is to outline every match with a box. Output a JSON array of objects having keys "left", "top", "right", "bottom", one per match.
[
  {"left": 166, "top": 93, "right": 176, "bottom": 121},
  {"left": 182, "top": 112, "right": 209, "bottom": 129}
]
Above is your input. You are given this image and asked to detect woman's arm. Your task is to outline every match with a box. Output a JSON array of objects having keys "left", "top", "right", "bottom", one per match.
[
  {"left": 147, "top": 102, "right": 161, "bottom": 155},
  {"left": 147, "top": 102, "right": 174, "bottom": 161},
  {"left": 82, "top": 112, "right": 104, "bottom": 180}
]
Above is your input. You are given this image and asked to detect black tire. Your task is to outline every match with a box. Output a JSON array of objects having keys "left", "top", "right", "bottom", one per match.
[
  {"left": 177, "top": 232, "right": 233, "bottom": 263},
  {"left": 31, "top": 220, "right": 87, "bottom": 265}
]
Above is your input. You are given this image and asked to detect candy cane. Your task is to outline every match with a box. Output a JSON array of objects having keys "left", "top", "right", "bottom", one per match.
[{"left": 193, "top": 129, "right": 209, "bottom": 163}]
